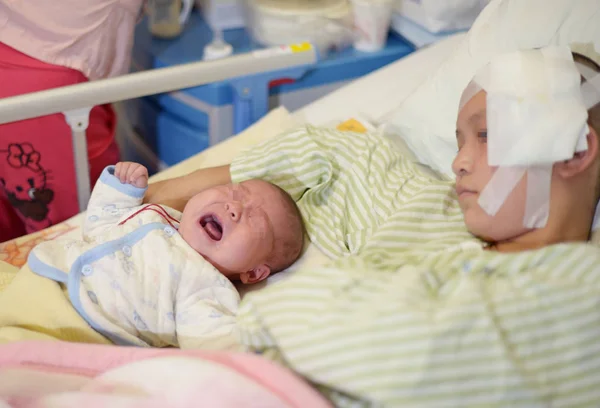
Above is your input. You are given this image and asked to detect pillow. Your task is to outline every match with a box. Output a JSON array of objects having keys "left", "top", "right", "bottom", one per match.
[{"left": 382, "top": 0, "right": 600, "bottom": 179}]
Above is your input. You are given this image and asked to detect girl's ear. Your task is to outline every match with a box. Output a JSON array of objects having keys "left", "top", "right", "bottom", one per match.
[{"left": 555, "top": 126, "right": 599, "bottom": 179}]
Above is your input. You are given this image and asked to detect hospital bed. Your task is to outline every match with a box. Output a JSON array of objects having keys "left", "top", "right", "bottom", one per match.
[{"left": 0, "top": 0, "right": 597, "bottom": 403}]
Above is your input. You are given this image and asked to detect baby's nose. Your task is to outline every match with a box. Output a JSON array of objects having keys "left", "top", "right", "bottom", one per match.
[{"left": 225, "top": 202, "right": 242, "bottom": 221}]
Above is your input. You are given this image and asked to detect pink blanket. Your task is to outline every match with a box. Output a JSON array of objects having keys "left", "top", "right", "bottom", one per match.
[{"left": 0, "top": 341, "right": 331, "bottom": 408}]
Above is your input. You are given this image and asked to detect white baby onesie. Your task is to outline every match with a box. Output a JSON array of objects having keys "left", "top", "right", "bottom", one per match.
[{"left": 29, "top": 166, "right": 240, "bottom": 349}]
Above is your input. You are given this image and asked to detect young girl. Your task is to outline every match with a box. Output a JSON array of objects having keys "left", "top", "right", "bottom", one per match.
[{"left": 0, "top": 0, "right": 145, "bottom": 242}]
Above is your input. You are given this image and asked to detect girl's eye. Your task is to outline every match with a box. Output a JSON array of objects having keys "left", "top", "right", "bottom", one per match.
[{"left": 478, "top": 130, "right": 488, "bottom": 140}]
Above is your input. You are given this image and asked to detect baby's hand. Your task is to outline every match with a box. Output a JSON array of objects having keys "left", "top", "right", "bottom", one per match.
[{"left": 114, "top": 162, "right": 148, "bottom": 188}]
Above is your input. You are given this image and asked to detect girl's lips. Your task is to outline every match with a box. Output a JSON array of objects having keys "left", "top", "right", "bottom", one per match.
[{"left": 456, "top": 186, "right": 477, "bottom": 199}]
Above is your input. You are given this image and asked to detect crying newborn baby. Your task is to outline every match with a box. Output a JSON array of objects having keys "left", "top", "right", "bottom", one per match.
[
  {"left": 178, "top": 174, "right": 305, "bottom": 282},
  {"left": 27, "top": 162, "right": 305, "bottom": 349}
]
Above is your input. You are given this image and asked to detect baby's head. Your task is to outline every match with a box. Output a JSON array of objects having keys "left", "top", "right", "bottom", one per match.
[
  {"left": 453, "top": 51, "right": 600, "bottom": 246},
  {"left": 178, "top": 179, "right": 305, "bottom": 284}
]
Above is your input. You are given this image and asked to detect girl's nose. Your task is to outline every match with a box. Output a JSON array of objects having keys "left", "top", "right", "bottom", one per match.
[{"left": 452, "top": 146, "right": 474, "bottom": 177}]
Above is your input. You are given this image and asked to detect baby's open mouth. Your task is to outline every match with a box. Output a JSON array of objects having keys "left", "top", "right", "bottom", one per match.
[{"left": 200, "top": 214, "right": 223, "bottom": 241}]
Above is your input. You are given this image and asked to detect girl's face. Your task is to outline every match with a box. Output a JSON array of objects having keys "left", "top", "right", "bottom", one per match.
[{"left": 452, "top": 90, "right": 532, "bottom": 242}]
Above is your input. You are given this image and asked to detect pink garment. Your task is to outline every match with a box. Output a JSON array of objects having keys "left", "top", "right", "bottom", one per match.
[
  {"left": 0, "top": 341, "right": 332, "bottom": 408},
  {"left": 0, "top": 43, "right": 120, "bottom": 242},
  {"left": 0, "top": 0, "right": 145, "bottom": 81}
]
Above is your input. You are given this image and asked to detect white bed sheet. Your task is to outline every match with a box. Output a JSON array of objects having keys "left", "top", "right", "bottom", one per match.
[{"left": 0, "top": 34, "right": 464, "bottom": 295}]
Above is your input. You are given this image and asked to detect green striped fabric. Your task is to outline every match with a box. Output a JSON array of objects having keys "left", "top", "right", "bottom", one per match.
[{"left": 230, "top": 126, "right": 600, "bottom": 407}]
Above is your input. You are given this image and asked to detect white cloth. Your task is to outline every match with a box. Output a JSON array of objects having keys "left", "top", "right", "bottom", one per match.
[{"left": 28, "top": 166, "right": 240, "bottom": 349}]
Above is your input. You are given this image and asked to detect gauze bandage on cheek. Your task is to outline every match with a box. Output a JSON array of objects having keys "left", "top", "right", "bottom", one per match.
[
  {"left": 478, "top": 167, "right": 526, "bottom": 216},
  {"left": 457, "top": 45, "right": 600, "bottom": 229},
  {"left": 478, "top": 166, "right": 552, "bottom": 229},
  {"left": 523, "top": 166, "right": 553, "bottom": 229}
]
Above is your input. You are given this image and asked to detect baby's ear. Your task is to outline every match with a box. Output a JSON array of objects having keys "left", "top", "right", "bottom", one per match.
[
  {"left": 555, "top": 128, "right": 599, "bottom": 179},
  {"left": 240, "top": 265, "right": 271, "bottom": 284}
]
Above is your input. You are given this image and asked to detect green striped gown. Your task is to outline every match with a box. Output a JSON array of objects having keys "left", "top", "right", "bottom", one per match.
[{"left": 230, "top": 125, "right": 600, "bottom": 407}]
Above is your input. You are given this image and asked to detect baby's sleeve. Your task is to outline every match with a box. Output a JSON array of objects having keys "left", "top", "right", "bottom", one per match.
[
  {"left": 176, "top": 288, "right": 240, "bottom": 351},
  {"left": 83, "top": 165, "right": 147, "bottom": 239},
  {"left": 174, "top": 263, "right": 241, "bottom": 351},
  {"left": 175, "top": 297, "right": 241, "bottom": 351}
]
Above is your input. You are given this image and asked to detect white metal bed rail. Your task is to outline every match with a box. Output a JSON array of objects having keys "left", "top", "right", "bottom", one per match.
[{"left": 0, "top": 44, "right": 317, "bottom": 212}]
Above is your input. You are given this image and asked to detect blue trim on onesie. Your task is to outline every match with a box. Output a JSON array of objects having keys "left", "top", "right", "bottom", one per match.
[
  {"left": 67, "top": 222, "right": 166, "bottom": 346},
  {"left": 28, "top": 252, "right": 69, "bottom": 283},
  {"left": 100, "top": 165, "right": 148, "bottom": 198}
]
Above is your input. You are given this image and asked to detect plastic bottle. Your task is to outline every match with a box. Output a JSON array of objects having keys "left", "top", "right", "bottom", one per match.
[
  {"left": 203, "top": 26, "right": 234, "bottom": 60},
  {"left": 148, "top": 0, "right": 193, "bottom": 39}
]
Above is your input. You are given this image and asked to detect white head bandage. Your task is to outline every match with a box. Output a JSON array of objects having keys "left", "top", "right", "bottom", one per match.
[{"left": 459, "top": 45, "right": 600, "bottom": 229}]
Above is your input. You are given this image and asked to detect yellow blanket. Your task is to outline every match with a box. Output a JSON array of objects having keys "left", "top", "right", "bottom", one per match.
[
  {"left": 0, "top": 261, "right": 16, "bottom": 291},
  {"left": 0, "top": 260, "right": 110, "bottom": 344}
]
